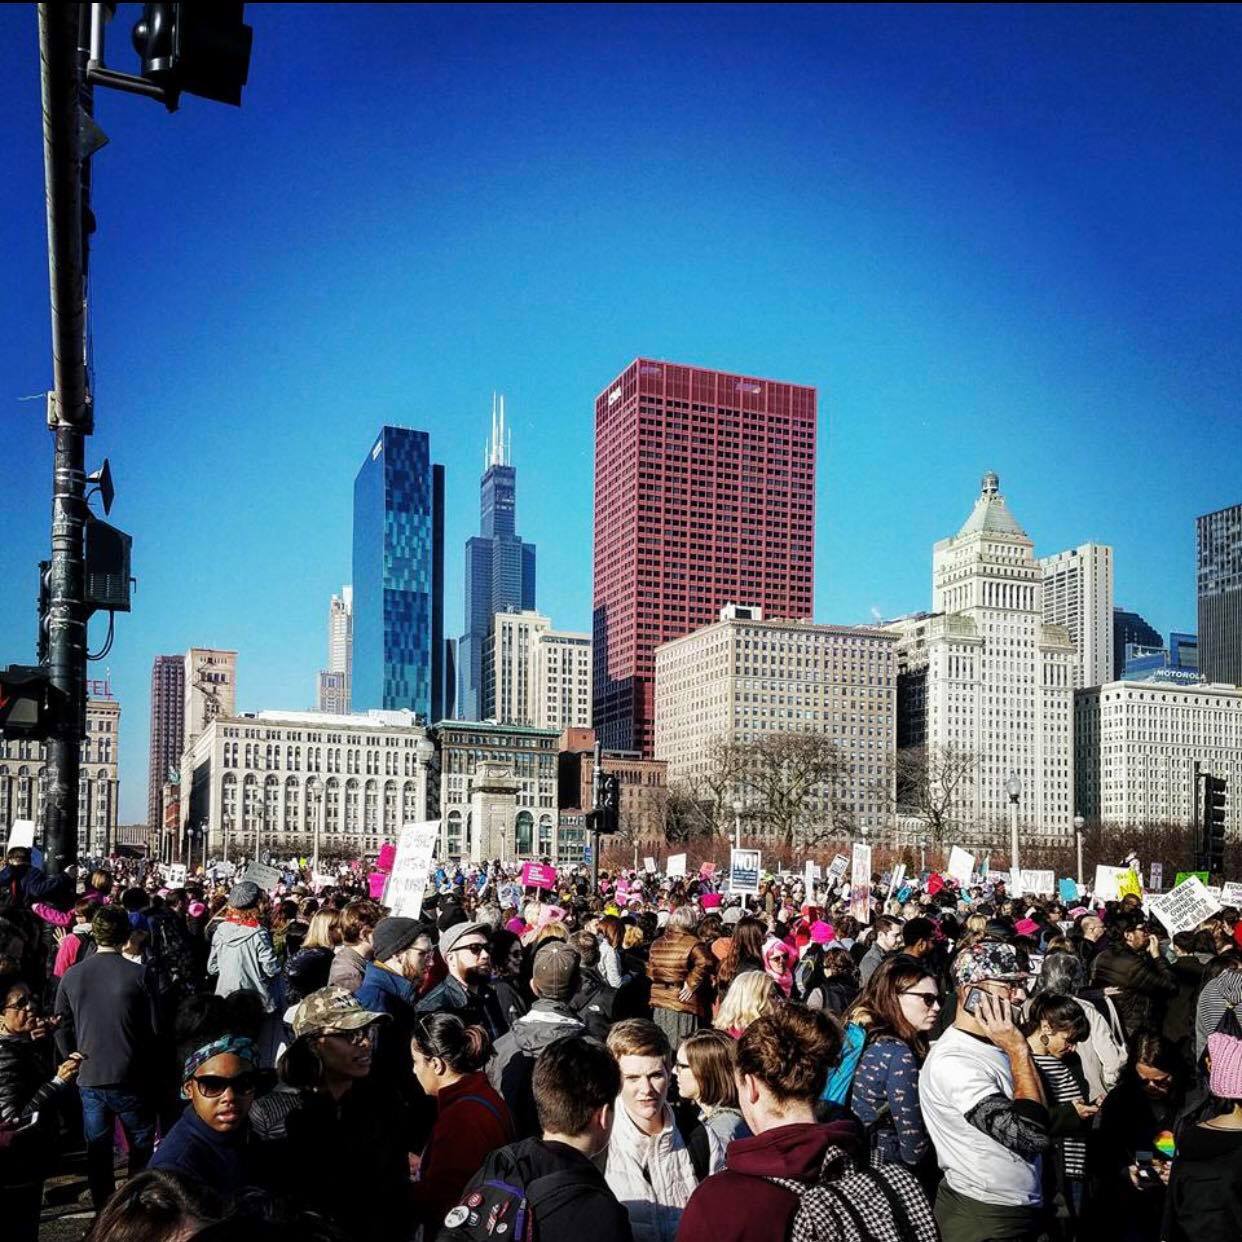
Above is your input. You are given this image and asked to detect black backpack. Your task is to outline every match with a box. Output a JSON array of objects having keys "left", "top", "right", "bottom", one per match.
[{"left": 435, "top": 1147, "right": 581, "bottom": 1242}]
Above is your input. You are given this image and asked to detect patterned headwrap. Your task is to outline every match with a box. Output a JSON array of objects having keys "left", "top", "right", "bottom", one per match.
[{"left": 180, "top": 1034, "right": 260, "bottom": 1098}]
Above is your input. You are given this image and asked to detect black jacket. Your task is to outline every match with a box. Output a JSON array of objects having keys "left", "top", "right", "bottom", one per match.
[
  {"left": 417, "top": 973, "right": 510, "bottom": 1041},
  {"left": 446, "top": 1137, "right": 632, "bottom": 1242},
  {"left": 1090, "top": 943, "right": 1178, "bottom": 1038},
  {"left": 569, "top": 965, "right": 616, "bottom": 1041},
  {"left": 1163, "top": 1122, "right": 1242, "bottom": 1242},
  {"left": 283, "top": 945, "right": 333, "bottom": 1006},
  {"left": 0, "top": 1034, "right": 69, "bottom": 1181},
  {"left": 1162, "top": 955, "right": 1207, "bottom": 1059}
]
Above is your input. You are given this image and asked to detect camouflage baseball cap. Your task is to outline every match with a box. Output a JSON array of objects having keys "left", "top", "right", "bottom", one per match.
[
  {"left": 952, "top": 941, "right": 1028, "bottom": 988},
  {"left": 291, "top": 987, "right": 389, "bottom": 1040}
]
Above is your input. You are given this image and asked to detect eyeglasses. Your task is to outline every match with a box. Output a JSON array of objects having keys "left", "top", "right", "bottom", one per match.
[
  {"left": 191, "top": 1072, "right": 259, "bottom": 1098},
  {"left": 2, "top": 997, "right": 35, "bottom": 1012},
  {"left": 320, "top": 1025, "right": 376, "bottom": 1047},
  {"left": 452, "top": 942, "right": 489, "bottom": 956},
  {"left": 900, "top": 990, "right": 941, "bottom": 1009}
]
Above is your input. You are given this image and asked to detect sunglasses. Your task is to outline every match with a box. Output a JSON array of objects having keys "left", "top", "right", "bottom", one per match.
[
  {"left": 2, "top": 997, "right": 35, "bottom": 1012},
  {"left": 452, "top": 942, "right": 489, "bottom": 956},
  {"left": 191, "top": 1072, "right": 259, "bottom": 1098},
  {"left": 900, "top": 990, "right": 941, "bottom": 1009},
  {"left": 320, "top": 1025, "right": 376, "bottom": 1047}
]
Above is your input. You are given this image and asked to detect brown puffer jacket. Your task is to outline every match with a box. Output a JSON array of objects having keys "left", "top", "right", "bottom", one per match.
[{"left": 646, "top": 927, "right": 715, "bottom": 1016}]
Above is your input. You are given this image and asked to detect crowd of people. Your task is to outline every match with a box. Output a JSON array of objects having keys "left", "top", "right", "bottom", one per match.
[{"left": 1, "top": 840, "right": 1241, "bottom": 1242}]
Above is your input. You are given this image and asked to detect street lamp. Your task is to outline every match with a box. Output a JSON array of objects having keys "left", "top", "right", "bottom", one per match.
[
  {"left": 1006, "top": 773, "right": 1022, "bottom": 892},
  {"left": 732, "top": 799, "right": 743, "bottom": 853},
  {"left": 919, "top": 837, "right": 927, "bottom": 875},
  {"left": 1073, "top": 812, "right": 1085, "bottom": 889},
  {"left": 222, "top": 816, "right": 231, "bottom": 865}
]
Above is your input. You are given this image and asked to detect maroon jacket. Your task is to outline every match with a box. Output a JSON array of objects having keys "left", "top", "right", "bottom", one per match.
[{"left": 675, "top": 1120, "right": 861, "bottom": 1242}]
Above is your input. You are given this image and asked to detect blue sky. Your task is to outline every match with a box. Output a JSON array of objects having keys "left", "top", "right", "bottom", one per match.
[{"left": 1, "top": 4, "right": 1240, "bottom": 822}]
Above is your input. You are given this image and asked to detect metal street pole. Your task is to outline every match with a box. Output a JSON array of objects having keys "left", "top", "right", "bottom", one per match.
[
  {"left": 1073, "top": 812, "right": 1085, "bottom": 888},
  {"left": 1009, "top": 797, "right": 1020, "bottom": 890},
  {"left": 38, "top": 3, "right": 94, "bottom": 876},
  {"left": 589, "top": 738, "right": 602, "bottom": 894},
  {"left": 733, "top": 800, "right": 742, "bottom": 854}
]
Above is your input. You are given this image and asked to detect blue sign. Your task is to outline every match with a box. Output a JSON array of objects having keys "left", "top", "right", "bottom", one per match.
[{"left": 582, "top": 846, "right": 592, "bottom": 863}]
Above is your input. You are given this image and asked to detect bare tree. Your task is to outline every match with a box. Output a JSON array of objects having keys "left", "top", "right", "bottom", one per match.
[{"left": 893, "top": 743, "right": 979, "bottom": 848}]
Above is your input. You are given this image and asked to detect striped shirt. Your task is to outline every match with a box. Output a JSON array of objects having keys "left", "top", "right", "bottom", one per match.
[{"left": 1033, "top": 1054, "right": 1087, "bottom": 1178}]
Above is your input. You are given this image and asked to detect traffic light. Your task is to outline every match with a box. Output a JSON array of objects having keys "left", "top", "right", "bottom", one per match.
[
  {"left": 600, "top": 773, "right": 621, "bottom": 835},
  {"left": 1205, "top": 774, "right": 1228, "bottom": 873},
  {"left": 133, "top": 3, "right": 253, "bottom": 110},
  {"left": 0, "top": 666, "right": 69, "bottom": 741}
]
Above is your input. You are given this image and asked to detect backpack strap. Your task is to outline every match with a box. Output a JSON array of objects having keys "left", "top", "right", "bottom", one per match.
[
  {"left": 456, "top": 1094, "right": 512, "bottom": 1138},
  {"left": 852, "top": 1166, "right": 920, "bottom": 1238}
]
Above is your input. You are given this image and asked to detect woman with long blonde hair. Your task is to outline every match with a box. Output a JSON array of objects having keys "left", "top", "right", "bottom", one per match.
[{"left": 713, "top": 970, "right": 779, "bottom": 1038}]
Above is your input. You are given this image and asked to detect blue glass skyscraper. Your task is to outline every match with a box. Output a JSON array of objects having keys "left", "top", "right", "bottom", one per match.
[
  {"left": 457, "top": 395, "right": 536, "bottom": 719},
  {"left": 352, "top": 426, "right": 446, "bottom": 722}
]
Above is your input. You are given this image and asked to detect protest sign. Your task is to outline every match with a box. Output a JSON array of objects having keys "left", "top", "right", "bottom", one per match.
[
  {"left": 521, "top": 861, "right": 558, "bottom": 891},
  {"left": 1092, "top": 865, "right": 1131, "bottom": 903},
  {"left": 729, "top": 848, "right": 761, "bottom": 896},
  {"left": 946, "top": 846, "right": 975, "bottom": 887},
  {"left": 986, "top": 869, "right": 1009, "bottom": 888},
  {"left": 242, "top": 861, "right": 283, "bottom": 892},
  {"left": 826, "top": 853, "right": 850, "bottom": 885},
  {"left": 1221, "top": 880, "right": 1242, "bottom": 906},
  {"left": 849, "top": 843, "right": 872, "bottom": 923},
  {"left": 367, "top": 872, "right": 387, "bottom": 900},
  {"left": 7, "top": 820, "right": 35, "bottom": 851},
  {"left": 376, "top": 842, "right": 397, "bottom": 874},
  {"left": 1175, "top": 871, "right": 1209, "bottom": 887},
  {"left": 160, "top": 863, "right": 187, "bottom": 888},
  {"left": 384, "top": 820, "right": 440, "bottom": 919},
  {"left": 312, "top": 872, "right": 336, "bottom": 890},
  {"left": 887, "top": 863, "right": 907, "bottom": 900},
  {"left": 643, "top": 856, "right": 657, "bottom": 874},
  {"left": 1020, "top": 870, "right": 1055, "bottom": 897},
  {"left": 803, "top": 859, "right": 823, "bottom": 895},
  {"left": 699, "top": 862, "right": 717, "bottom": 881},
  {"left": 1058, "top": 877, "right": 1078, "bottom": 903},
  {"left": 666, "top": 853, "right": 687, "bottom": 879},
  {"left": 1149, "top": 862, "right": 1164, "bottom": 893},
  {"left": 1149, "top": 875, "right": 1223, "bottom": 937}
]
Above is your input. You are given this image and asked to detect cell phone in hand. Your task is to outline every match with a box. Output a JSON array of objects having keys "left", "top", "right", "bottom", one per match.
[
  {"left": 963, "top": 987, "right": 986, "bottom": 1017},
  {"left": 1135, "top": 1151, "right": 1160, "bottom": 1188}
]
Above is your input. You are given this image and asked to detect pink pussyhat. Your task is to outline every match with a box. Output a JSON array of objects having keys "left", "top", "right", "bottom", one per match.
[{"left": 1208, "top": 1031, "right": 1242, "bottom": 1101}]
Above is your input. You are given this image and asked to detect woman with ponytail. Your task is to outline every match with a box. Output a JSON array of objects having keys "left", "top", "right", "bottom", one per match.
[{"left": 409, "top": 1012, "right": 514, "bottom": 1234}]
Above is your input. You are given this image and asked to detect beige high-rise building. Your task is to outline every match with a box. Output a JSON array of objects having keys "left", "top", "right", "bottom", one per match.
[
  {"left": 654, "top": 605, "right": 897, "bottom": 833},
  {"left": 1076, "top": 679, "right": 1242, "bottom": 830},
  {"left": 0, "top": 696, "right": 120, "bottom": 856},
  {"left": 318, "top": 587, "right": 353, "bottom": 712},
  {"left": 1039, "top": 544, "right": 1114, "bottom": 689},
  {"left": 887, "top": 473, "right": 1076, "bottom": 845},
  {"left": 483, "top": 610, "right": 591, "bottom": 732},
  {"left": 184, "top": 648, "right": 237, "bottom": 744}
]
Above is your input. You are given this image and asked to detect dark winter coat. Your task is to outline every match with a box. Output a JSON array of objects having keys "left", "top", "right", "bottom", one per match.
[
  {"left": 488, "top": 1000, "right": 586, "bottom": 1138},
  {"left": 417, "top": 971, "right": 510, "bottom": 1041},
  {"left": 284, "top": 945, "right": 334, "bottom": 1006},
  {"left": 1163, "top": 1122, "right": 1242, "bottom": 1242},
  {"left": 149, "top": 1106, "right": 260, "bottom": 1197},
  {"left": 569, "top": 964, "right": 617, "bottom": 1040},
  {"left": 0, "top": 1033, "right": 70, "bottom": 1182},
  {"left": 1090, "top": 943, "right": 1179, "bottom": 1039}
]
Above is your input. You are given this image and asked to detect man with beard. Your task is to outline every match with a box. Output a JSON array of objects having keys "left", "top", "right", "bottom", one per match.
[{"left": 416, "top": 920, "right": 510, "bottom": 1040}]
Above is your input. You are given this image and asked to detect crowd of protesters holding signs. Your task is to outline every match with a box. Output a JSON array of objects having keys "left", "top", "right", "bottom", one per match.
[{"left": 0, "top": 836, "right": 1241, "bottom": 1242}]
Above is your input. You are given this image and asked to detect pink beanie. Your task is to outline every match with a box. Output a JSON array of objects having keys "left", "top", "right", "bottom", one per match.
[
  {"left": 700, "top": 893, "right": 722, "bottom": 910},
  {"left": 1014, "top": 918, "right": 1040, "bottom": 938},
  {"left": 505, "top": 917, "right": 527, "bottom": 935},
  {"left": 187, "top": 901, "right": 206, "bottom": 919},
  {"left": 1208, "top": 1032, "right": 1242, "bottom": 1101},
  {"left": 810, "top": 921, "right": 834, "bottom": 945}
]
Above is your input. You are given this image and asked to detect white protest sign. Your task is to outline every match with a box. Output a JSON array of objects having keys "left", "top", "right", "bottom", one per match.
[
  {"left": 383, "top": 820, "right": 440, "bottom": 919},
  {"left": 888, "top": 863, "right": 907, "bottom": 900},
  {"left": 1020, "top": 870, "right": 1055, "bottom": 897},
  {"left": 1149, "top": 862, "right": 1164, "bottom": 893},
  {"left": 643, "top": 856, "right": 657, "bottom": 875},
  {"left": 1093, "top": 864, "right": 1129, "bottom": 903},
  {"left": 242, "top": 861, "right": 283, "bottom": 892},
  {"left": 729, "top": 848, "right": 761, "bottom": 896},
  {"left": 312, "top": 872, "right": 336, "bottom": 890},
  {"left": 160, "top": 863, "right": 187, "bottom": 888},
  {"left": 1221, "top": 880, "right": 1242, "bottom": 907},
  {"left": 826, "top": 853, "right": 850, "bottom": 886},
  {"left": 946, "top": 846, "right": 975, "bottom": 887},
  {"left": 803, "top": 859, "right": 823, "bottom": 896},
  {"left": 850, "top": 842, "right": 873, "bottom": 924},
  {"left": 1149, "top": 875, "right": 1223, "bottom": 937},
  {"left": 666, "top": 853, "right": 687, "bottom": 879},
  {"left": 7, "top": 820, "right": 35, "bottom": 851}
]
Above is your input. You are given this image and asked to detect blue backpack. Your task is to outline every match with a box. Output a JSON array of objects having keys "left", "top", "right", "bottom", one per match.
[{"left": 821, "top": 1021, "right": 867, "bottom": 1106}]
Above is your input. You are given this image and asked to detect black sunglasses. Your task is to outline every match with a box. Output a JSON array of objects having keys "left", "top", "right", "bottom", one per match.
[
  {"left": 191, "top": 1072, "right": 260, "bottom": 1098},
  {"left": 900, "top": 990, "right": 941, "bottom": 1009},
  {"left": 452, "top": 942, "right": 489, "bottom": 956}
]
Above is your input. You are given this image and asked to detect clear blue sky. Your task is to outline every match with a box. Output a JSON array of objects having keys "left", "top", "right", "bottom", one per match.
[{"left": 2, "top": 4, "right": 1240, "bottom": 823}]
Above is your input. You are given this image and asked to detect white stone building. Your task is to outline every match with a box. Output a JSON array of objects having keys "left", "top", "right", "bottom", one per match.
[
  {"left": 184, "top": 648, "right": 237, "bottom": 745},
  {"left": 887, "top": 473, "right": 1076, "bottom": 845},
  {"left": 317, "top": 587, "right": 353, "bottom": 713},
  {"left": 0, "top": 696, "right": 120, "bottom": 856},
  {"left": 483, "top": 610, "right": 591, "bottom": 732},
  {"left": 1075, "top": 680, "right": 1242, "bottom": 829},
  {"left": 180, "top": 709, "right": 433, "bottom": 861},
  {"left": 1039, "top": 544, "right": 1114, "bottom": 689},
  {"left": 653, "top": 606, "right": 898, "bottom": 834}
]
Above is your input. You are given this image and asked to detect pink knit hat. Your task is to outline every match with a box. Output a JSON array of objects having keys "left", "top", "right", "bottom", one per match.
[
  {"left": 1014, "top": 918, "right": 1040, "bottom": 938},
  {"left": 810, "top": 921, "right": 834, "bottom": 944},
  {"left": 1208, "top": 1032, "right": 1242, "bottom": 1100},
  {"left": 187, "top": 901, "right": 206, "bottom": 919}
]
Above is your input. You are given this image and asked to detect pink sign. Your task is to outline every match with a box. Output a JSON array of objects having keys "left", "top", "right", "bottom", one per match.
[
  {"left": 521, "top": 862, "right": 558, "bottom": 890},
  {"left": 368, "top": 871, "right": 388, "bottom": 900},
  {"left": 376, "top": 843, "right": 397, "bottom": 874},
  {"left": 699, "top": 863, "right": 717, "bottom": 880}
]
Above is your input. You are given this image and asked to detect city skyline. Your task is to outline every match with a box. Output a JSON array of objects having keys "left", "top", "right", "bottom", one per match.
[{"left": 1, "top": 5, "right": 1239, "bottom": 822}]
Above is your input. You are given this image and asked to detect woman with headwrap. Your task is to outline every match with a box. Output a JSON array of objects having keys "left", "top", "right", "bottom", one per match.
[{"left": 149, "top": 1032, "right": 266, "bottom": 1197}]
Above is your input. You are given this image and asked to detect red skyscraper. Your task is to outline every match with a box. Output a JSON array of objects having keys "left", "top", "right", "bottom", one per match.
[{"left": 593, "top": 359, "right": 817, "bottom": 755}]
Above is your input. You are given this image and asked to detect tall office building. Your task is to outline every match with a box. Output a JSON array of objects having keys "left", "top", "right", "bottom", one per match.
[
  {"left": 457, "top": 396, "right": 536, "bottom": 720},
  {"left": 1039, "top": 544, "right": 1113, "bottom": 688},
  {"left": 1112, "top": 607, "right": 1163, "bottom": 680},
  {"left": 593, "top": 359, "right": 816, "bottom": 756},
  {"left": 147, "top": 655, "right": 185, "bottom": 831},
  {"left": 316, "top": 586, "right": 353, "bottom": 713},
  {"left": 352, "top": 427, "right": 446, "bottom": 722},
  {"left": 886, "top": 473, "right": 1075, "bottom": 845},
  {"left": 1198, "top": 502, "right": 1242, "bottom": 686},
  {"left": 482, "top": 609, "right": 592, "bottom": 731},
  {"left": 184, "top": 649, "right": 237, "bottom": 745}
]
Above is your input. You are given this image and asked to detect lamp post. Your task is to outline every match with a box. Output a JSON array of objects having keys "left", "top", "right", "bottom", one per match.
[
  {"left": 732, "top": 799, "right": 743, "bottom": 854},
  {"left": 222, "top": 816, "right": 231, "bottom": 865},
  {"left": 1006, "top": 773, "right": 1022, "bottom": 892},
  {"left": 1073, "top": 813, "right": 1085, "bottom": 889},
  {"left": 919, "top": 837, "right": 927, "bottom": 875}
]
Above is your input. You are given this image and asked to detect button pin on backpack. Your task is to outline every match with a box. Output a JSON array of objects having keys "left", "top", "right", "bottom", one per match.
[{"left": 445, "top": 1207, "right": 469, "bottom": 1228}]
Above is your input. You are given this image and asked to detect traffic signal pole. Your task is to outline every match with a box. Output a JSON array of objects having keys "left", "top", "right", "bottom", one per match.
[{"left": 38, "top": 4, "right": 94, "bottom": 875}]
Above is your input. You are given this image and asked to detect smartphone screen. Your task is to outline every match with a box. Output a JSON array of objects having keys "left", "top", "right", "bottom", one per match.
[{"left": 964, "top": 987, "right": 984, "bottom": 1017}]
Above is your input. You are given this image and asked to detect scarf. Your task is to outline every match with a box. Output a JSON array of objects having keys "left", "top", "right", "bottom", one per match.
[{"left": 225, "top": 910, "right": 262, "bottom": 929}]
